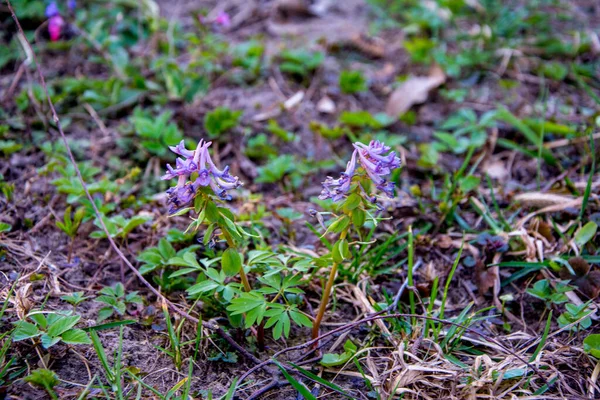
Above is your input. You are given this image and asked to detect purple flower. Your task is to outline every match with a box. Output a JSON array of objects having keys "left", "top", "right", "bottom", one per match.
[
  {"left": 48, "top": 15, "right": 64, "bottom": 42},
  {"left": 353, "top": 140, "right": 401, "bottom": 196},
  {"left": 319, "top": 150, "right": 357, "bottom": 202},
  {"left": 68, "top": 0, "right": 76, "bottom": 11},
  {"left": 46, "top": 2, "right": 59, "bottom": 17},
  {"left": 214, "top": 11, "right": 231, "bottom": 27},
  {"left": 163, "top": 140, "right": 242, "bottom": 213},
  {"left": 319, "top": 140, "right": 401, "bottom": 201}
]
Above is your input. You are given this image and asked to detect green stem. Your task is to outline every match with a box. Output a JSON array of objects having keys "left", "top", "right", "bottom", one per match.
[
  {"left": 312, "top": 262, "right": 339, "bottom": 342},
  {"left": 407, "top": 226, "right": 416, "bottom": 327},
  {"left": 223, "top": 230, "right": 260, "bottom": 347}
]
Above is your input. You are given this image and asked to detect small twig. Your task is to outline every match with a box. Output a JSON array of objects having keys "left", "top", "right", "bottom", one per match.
[
  {"left": 246, "top": 377, "right": 284, "bottom": 400},
  {"left": 386, "top": 258, "right": 423, "bottom": 312}
]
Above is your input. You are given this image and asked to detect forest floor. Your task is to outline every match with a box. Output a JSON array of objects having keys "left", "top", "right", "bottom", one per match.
[{"left": 1, "top": 0, "right": 600, "bottom": 399}]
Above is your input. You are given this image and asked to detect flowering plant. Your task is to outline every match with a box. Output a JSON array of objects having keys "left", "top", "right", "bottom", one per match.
[
  {"left": 162, "top": 139, "right": 242, "bottom": 214},
  {"left": 162, "top": 139, "right": 250, "bottom": 289},
  {"left": 312, "top": 140, "right": 401, "bottom": 340}
]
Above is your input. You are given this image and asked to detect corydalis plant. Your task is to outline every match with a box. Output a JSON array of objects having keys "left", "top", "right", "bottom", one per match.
[
  {"left": 319, "top": 140, "right": 401, "bottom": 202},
  {"left": 162, "top": 139, "right": 252, "bottom": 296},
  {"left": 163, "top": 139, "right": 242, "bottom": 214},
  {"left": 312, "top": 140, "right": 401, "bottom": 342}
]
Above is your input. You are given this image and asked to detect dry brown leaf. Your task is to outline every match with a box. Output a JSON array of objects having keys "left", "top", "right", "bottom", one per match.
[
  {"left": 475, "top": 261, "right": 499, "bottom": 295},
  {"left": 316, "top": 96, "right": 335, "bottom": 113},
  {"left": 514, "top": 192, "right": 576, "bottom": 208},
  {"left": 385, "top": 65, "right": 446, "bottom": 117},
  {"left": 483, "top": 160, "right": 508, "bottom": 181}
]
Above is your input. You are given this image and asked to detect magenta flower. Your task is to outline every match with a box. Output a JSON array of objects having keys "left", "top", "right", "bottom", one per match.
[
  {"left": 48, "top": 15, "right": 64, "bottom": 42},
  {"left": 319, "top": 140, "right": 401, "bottom": 201},
  {"left": 163, "top": 140, "right": 242, "bottom": 213},
  {"left": 214, "top": 11, "right": 231, "bottom": 27}
]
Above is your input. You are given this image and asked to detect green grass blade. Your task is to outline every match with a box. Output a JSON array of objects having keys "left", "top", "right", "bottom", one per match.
[
  {"left": 529, "top": 311, "right": 552, "bottom": 362},
  {"left": 289, "top": 363, "right": 351, "bottom": 398},
  {"left": 273, "top": 360, "right": 316, "bottom": 400},
  {"left": 579, "top": 130, "right": 596, "bottom": 222},
  {"left": 83, "top": 320, "right": 136, "bottom": 331},
  {"left": 407, "top": 225, "right": 416, "bottom": 326}
]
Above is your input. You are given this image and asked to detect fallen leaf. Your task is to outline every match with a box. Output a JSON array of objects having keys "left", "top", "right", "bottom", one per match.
[
  {"left": 317, "top": 96, "right": 335, "bottom": 114},
  {"left": 483, "top": 160, "right": 508, "bottom": 181},
  {"left": 475, "top": 260, "right": 499, "bottom": 295},
  {"left": 385, "top": 65, "right": 446, "bottom": 117},
  {"left": 514, "top": 192, "right": 576, "bottom": 208},
  {"left": 560, "top": 257, "right": 600, "bottom": 299}
]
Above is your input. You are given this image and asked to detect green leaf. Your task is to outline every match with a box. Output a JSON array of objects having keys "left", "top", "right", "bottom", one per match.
[
  {"left": 97, "top": 307, "right": 114, "bottom": 322},
  {"left": 0, "top": 222, "right": 12, "bottom": 233},
  {"left": 222, "top": 248, "right": 242, "bottom": 277},
  {"left": 326, "top": 215, "right": 350, "bottom": 236},
  {"left": 351, "top": 209, "right": 365, "bottom": 228},
  {"left": 321, "top": 340, "right": 357, "bottom": 366},
  {"left": 47, "top": 315, "right": 81, "bottom": 337},
  {"left": 24, "top": 369, "right": 59, "bottom": 390},
  {"left": 342, "top": 193, "right": 362, "bottom": 213},
  {"left": 574, "top": 221, "right": 598, "bottom": 247},
  {"left": 158, "top": 238, "right": 176, "bottom": 259},
  {"left": 584, "top": 334, "right": 600, "bottom": 358},
  {"left": 12, "top": 321, "right": 41, "bottom": 341},
  {"left": 41, "top": 334, "right": 61, "bottom": 348},
  {"left": 289, "top": 310, "right": 313, "bottom": 328},
  {"left": 226, "top": 292, "right": 267, "bottom": 328},
  {"left": 332, "top": 239, "right": 351, "bottom": 264},
  {"left": 61, "top": 329, "right": 91, "bottom": 345},
  {"left": 187, "top": 280, "right": 220, "bottom": 296},
  {"left": 273, "top": 360, "right": 317, "bottom": 400},
  {"left": 289, "top": 363, "right": 351, "bottom": 398},
  {"left": 459, "top": 176, "right": 481, "bottom": 192}
]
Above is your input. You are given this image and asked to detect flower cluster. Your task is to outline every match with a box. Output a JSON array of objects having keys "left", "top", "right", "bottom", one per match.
[
  {"left": 162, "top": 140, "right": 242, "bottom": 214},
  {"left": 45, "top": 2, "right": 64, "bottom": 42},
  {"left": 319, "top": 140, "right": 401, "bottom": 202},
  {"left": 45, "top": 1, "right": 75, "bottom": 42},
  {"left": 198, "top": 11, "right": 231, "bottom": 28}
]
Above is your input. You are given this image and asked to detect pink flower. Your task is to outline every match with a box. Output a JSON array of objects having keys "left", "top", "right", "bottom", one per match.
[
  {"left": 48, "top": 15, "right": 64, "bottom": 42},
  {"left": 214, "top": 11, "right": 231, "bottom": 27}
]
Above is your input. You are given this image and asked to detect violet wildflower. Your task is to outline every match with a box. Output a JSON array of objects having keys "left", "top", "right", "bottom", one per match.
[
  {"left": 319, "top": 150, "right": 357, "bottom": 202},
  {"left": 163, "top": 139, "right": 242, "bottom": 213},
  {"left": 68, "top": 0, "right": 76, "bottom": 11},
  {"left": 319, "top": 140, "right": 401, "bottom": 201},
  {"left": 48, "top": 15, "right": 65, "bottom": 42},
  {"left": 45, "top": 1, "right": 59, "bottom": 17},
  {"left": 214, "top": 11, "right": 231, "bottom": 27},
  {"left": 45, "top": 2, "right": 64, "bottom": 42}
]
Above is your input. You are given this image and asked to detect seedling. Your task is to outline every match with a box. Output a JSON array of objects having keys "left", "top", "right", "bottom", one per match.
[
  {"left": 60, "top": 292, "right": 89, "bottom": 309},
  {"left": 204, "top": 107, "right": 242, "bottom": 138},
  {"left": 95, "top": 283, "right": 143, "bottom": 322},
  {"left": 130, "top": 108, "right": 183, "bottom": 157},
  {"left": 90, "top": 214, "right": 152, "bottom": 240},
  {"left": 24, "top": 369, "right": 60, "bottom": 400},
  {"left": 339, "top": 70, "right": 367, "bottom": 94},
  {"left": 55, "top": 206, "right": 84, "bottom": 262},
  {"left": 557, "top": 302, "right": 593, "bottom": 332},
  {"left": 278, "top": 48, "right": 324, "bottom": 81},
  {"left": 12, "top": 311, "right": 91, "bottom": 349}
]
